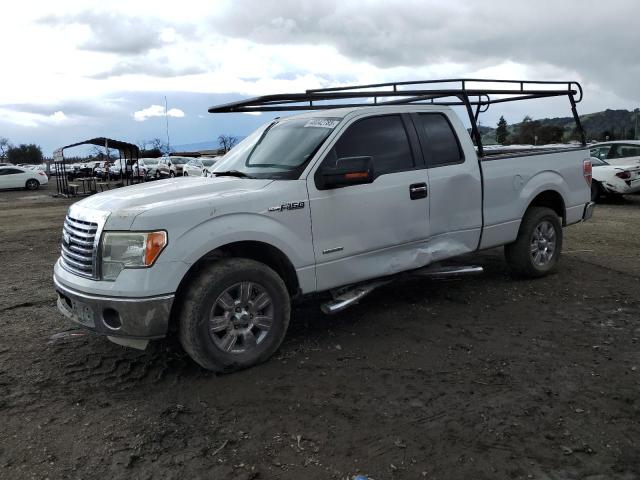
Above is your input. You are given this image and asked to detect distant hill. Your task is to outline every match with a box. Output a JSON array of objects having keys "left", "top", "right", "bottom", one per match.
[{"left": 481, "top": 109, "right": 640, "bottom": 145}]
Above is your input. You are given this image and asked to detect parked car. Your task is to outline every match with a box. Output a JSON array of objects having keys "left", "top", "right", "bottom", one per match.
[
  {"left": 168, "top": 156, "right": 191, "bottom": 176},
  {"left": 53, "top": 79, "right": 594, "bottom": 373},
  {"left": 590, "top": 156, "right": 640, "bottom": 200},
  {"left": 0, "top": 162, "right": 14, "bottom": 167},
  {"left": 0, "top": 166, "right": 48, "bottom": 190},
  {"left": 202, "top": 158, "right": 219, "bottom": 177},
  {"left": 589, "top": 141, "right": 640, "bottom": 165},
  {"left": 156, "top": 157, "right": 177, "bottom": 178},
  {"left": 139, "top": 158, "right": 160, "bottom": 179},
  {"left": 182, "top": 158, "right": 205, "bottom": 176},
  {"left": 67, "top": 163, "right": 94, "bottom": 180}
]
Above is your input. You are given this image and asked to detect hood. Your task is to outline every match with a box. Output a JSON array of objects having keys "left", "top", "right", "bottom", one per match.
[{"left": 72, "top": 177, "right": 273, "bottom": 229}]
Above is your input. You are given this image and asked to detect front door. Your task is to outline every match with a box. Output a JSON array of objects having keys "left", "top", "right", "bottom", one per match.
[{"left": 307, "top": 113, "right": 430, "bottom": 291}]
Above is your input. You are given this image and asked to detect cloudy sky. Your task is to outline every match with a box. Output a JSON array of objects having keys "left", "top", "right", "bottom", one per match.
[{"left": 2, "top": 0, "right": 639, "bottom": 155}]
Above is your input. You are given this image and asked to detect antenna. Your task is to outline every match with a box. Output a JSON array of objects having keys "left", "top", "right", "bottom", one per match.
[{"left": 164, "top": 95, "right": 171, "bottom": 153}]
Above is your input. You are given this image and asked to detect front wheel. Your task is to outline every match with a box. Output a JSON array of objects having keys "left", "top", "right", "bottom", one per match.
[
  {"left": 179, "top": 258, "right": 291, "bottom": 372},
  {"left": 169, "top": 171, "right": 175, "bottom": 178},
  {"left": 25, "top": 179, "right": 40, "bottom": 190},
  {"left": 505, "top": 207, "right": 563, "bottom": 278}
]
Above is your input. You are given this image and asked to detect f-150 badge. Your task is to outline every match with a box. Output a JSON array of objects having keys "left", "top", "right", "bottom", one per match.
[{"left": 268, "top": 201, "right": 305, "bottom": 212}]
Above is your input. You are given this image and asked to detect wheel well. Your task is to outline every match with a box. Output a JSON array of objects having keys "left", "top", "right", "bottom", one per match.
[
  {"left": 169, "top": 241, "right": 300, "bottom": 330},
  {"left": 527, "top": 190, "right": 565, "bottom": 224}
]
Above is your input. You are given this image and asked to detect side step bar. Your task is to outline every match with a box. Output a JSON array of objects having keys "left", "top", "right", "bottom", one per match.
[
  {"left": 320, "top": 265, "right": 484, "bottom": 315},
  {"left": 411, "top": 265, "right": 484, "bottom": 278},
  {"left": 321, "top": 280, "right": 391, "bottom": 315}
]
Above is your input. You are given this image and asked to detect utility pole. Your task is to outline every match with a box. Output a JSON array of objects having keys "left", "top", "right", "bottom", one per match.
[
  {"left": 165, "top": 96, "right": 171, "bottom": 154},
  {"left": 635, "top": 108, "right": 639, "bottom": 140}
]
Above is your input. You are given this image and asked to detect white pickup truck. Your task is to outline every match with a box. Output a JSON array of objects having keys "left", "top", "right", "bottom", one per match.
[{"left": 54, "top": 79, "right": 595, "bottom": 372}]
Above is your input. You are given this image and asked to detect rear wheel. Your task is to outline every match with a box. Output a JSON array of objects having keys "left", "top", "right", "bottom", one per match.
[
  {"left": 169, "top": 171, "right": 175, "bottom": 178},
  {"left": 179, "top": 258, "right": 290, "bottom": 372},
  {"left": 505, "top": 207, "right": 563, "bottom": 278},
  {"left": 25, "top": 179, "right": 39, "bottom": 190}
]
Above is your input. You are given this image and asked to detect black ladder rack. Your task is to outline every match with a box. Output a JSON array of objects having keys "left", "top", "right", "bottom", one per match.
[{"left": 208, "top": 78, "right": 586, "bottom": 157}]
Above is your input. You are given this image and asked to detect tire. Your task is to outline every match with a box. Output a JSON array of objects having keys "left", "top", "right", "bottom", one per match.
[
  {"left": 590, "top": 182, "right": 601, "bottom": 202},
  {"left": 505, "top": 206, "right": 563, "bottom": 278},
  {"left": 155, "top": 171, "right": 160, "bottom": 180},
  {"left": 183, "top": 171, "right": 188, "bottom": 176},
  {"left": 179, "top": 258, "right": 291, "bottom": 372},
  {"left": 170, "top": 171, "right": 175, "bottom": 178},
  {"left": 25, "top": 179, "right": 39, "bottom": 190}
]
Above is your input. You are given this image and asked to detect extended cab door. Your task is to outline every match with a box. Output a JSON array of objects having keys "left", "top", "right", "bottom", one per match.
[
  {"left": 410, "top": 112, "right": 482, "bottom": 253},
  {"left": 307, "top": 113, "right": 430, "bottom": 291}
]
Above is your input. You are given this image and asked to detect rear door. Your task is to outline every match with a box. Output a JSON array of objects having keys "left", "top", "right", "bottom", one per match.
[{"left": 307, "top": 113, "right": 430, "bottom": 291}]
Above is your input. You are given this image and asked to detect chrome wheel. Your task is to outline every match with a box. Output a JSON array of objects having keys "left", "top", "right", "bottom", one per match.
[
  {"left": 530, "top": 220, "right": 556, "bottom": 267},
  {"left": 209, "top": 282, "right": 274, "bottom": 354}
]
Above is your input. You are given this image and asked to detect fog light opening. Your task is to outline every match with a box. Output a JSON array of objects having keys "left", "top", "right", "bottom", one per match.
[{"left": 102, "top": 308, "right": 122, "bottom": 330}]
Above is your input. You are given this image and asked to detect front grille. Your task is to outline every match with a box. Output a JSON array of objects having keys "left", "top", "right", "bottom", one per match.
[{"left": 61, "top": 216, "right": 98, "bottom": 278}]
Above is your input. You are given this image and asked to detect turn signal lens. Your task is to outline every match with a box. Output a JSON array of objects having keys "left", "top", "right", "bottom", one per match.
[{"left": 145, "top": 231, "right": 168, "bottom": 266}]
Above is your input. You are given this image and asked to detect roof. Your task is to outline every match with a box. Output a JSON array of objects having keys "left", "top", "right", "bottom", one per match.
[{"left": 54, "top": 137, "right": 139, "bottom": 160}]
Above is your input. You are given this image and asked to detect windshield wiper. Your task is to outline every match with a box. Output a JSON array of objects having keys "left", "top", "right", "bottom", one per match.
[{"left": 212, "top": 170, "right": 255, "bottom": 179}]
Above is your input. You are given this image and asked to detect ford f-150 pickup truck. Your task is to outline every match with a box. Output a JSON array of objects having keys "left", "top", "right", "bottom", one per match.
[{"left": 54, "top": 79, "right": 595, "bottom": 372}]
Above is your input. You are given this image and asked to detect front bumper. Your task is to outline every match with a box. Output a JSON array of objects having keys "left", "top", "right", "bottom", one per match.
[
  {"left": 54, "top": 275, "right": 174, "bottom": 340},
  {"left": 583, "top": 201, "right": 596, "bottom": 221}
]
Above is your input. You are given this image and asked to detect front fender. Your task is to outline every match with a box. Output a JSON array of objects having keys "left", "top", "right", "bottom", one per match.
[{"left": 173, "top": 212, "right": 314, "bottom": 268}]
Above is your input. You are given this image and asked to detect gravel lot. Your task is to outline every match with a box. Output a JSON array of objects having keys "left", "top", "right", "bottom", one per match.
[{"left": 1, "top": 183, "right": 639, "bottom": 480}]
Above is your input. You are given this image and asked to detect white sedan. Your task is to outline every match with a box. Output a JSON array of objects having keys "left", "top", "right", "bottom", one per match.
[
  {"left": 591, "top": 156, "right": 640, "bottom": 200},
  {"left": 183, "top": 158, "right": 220, "bottom": 177},
  {"left": 0, "top": 166, "right": 49, "bottom": 190}
]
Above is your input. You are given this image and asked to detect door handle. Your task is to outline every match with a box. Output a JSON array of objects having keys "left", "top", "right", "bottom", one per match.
[{"left": 409, "top": 182, "right": 428, "bottom": 200}]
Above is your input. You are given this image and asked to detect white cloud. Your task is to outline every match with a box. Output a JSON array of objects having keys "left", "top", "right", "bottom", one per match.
[
  {"left": 133, "top": 105, "right": 185, "bottom": 122},
  {"left": 0, "top": 108, "right": 75, "bottom": 128}
]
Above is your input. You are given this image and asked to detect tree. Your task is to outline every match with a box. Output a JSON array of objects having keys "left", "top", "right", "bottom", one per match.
[
  {"left": 0, "top": 137, "right": 10, "bottom": 159},
  {"left": 496, "top": 116, "right": 509, "bottom": 144},
  {"left": 217, "top": 134, "right": 239, "bottom": 153},
  {"left": 6, "top": 144, "right": 43, "bottom": 164}
]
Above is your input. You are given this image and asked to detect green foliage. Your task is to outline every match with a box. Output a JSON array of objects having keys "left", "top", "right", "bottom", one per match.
[
  {"left": 496, "top": 116, "right": 509, "bottom": 144},
  {"left": 7, "top": 144, "right": 43, "bottom": 164}
]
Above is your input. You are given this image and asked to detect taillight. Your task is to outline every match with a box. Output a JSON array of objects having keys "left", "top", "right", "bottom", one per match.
[
  {"left": 615, "top": 171, "right": 631, "bottom": 180},
  {"left": 583, "top": 159, "right": 592, "bottom": 186}
]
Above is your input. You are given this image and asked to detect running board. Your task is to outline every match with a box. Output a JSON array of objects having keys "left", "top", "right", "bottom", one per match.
[
  {"left": 321, "top": 280, "right": 391, "bottom": 315},
  {"left": 411, "top": 265, "right": 484, "bottom": 277}
]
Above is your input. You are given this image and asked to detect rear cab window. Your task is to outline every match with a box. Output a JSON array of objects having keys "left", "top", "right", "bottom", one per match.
[{"left": 414, "top": 113, "right": 464, "bottom": 167}]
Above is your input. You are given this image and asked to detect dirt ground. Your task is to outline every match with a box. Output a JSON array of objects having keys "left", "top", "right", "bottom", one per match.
[{"left": 1, "top": 184, "right": 639, "bottom": 480}]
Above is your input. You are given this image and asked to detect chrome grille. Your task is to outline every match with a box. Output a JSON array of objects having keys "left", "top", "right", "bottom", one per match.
[{"left": 60, "top": 216, "right": 98, "bottom": 278}]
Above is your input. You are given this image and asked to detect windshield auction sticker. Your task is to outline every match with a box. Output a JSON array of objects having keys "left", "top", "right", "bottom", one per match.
[{"left": 304, "top": 118, "right": 340, "bottom": 128}]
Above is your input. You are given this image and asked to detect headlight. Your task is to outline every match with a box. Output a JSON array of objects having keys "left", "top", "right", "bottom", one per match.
[{"left": 100, "top": 231, "right": 167, "bottom": 281}]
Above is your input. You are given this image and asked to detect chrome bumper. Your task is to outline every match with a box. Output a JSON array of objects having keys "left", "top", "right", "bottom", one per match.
[
  {"left": 582, "top": 201, "right": 596, "bottom": 221},
  {"left": 54, "top": 275, "right": 174, "bottom": 340}
]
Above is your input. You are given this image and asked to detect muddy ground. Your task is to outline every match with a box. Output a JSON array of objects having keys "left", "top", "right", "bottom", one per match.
[{"left": 0, "top": 184, "right": 639, "bottom": 480}]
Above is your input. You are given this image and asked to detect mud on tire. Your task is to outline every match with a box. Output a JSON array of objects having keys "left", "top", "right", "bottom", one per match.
[
  {"left": 505, "top": 206, "right": 563, "bottom": 278},
  {"left": 178, "top": 258, "right": 290, "bottom": 373}
]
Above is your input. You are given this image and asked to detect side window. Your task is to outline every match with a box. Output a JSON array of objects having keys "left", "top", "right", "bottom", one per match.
[
  {"left": 329, "top": 115, "right": 414, "bottom": 176},
  {"left": 416, "top": 114, "right": 463, "bottom": 167},
  {"left": 618, "top": 145, "right": 640, "bottom": 158},
  {"left": 3, "top": 168, "right": 22, "bottom": 175}
]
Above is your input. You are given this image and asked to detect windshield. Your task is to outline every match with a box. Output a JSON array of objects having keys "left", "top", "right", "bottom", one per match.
[
  {"left": 212, "top": 117, "right": 341, "bottom": 179},
  {"left": 143, "top": 158, "right": 159, "bottom": 165},
  {"left": 170, "top": 157, "right": 190, "bottom": 165},
  {"left": 202, "top": 159, "right": 217, "bottom": 167}
]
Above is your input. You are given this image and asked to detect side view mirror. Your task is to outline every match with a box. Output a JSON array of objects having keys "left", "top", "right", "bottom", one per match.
[{"left": 319, "top": 156, "right": 374, "bottom": 189}]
